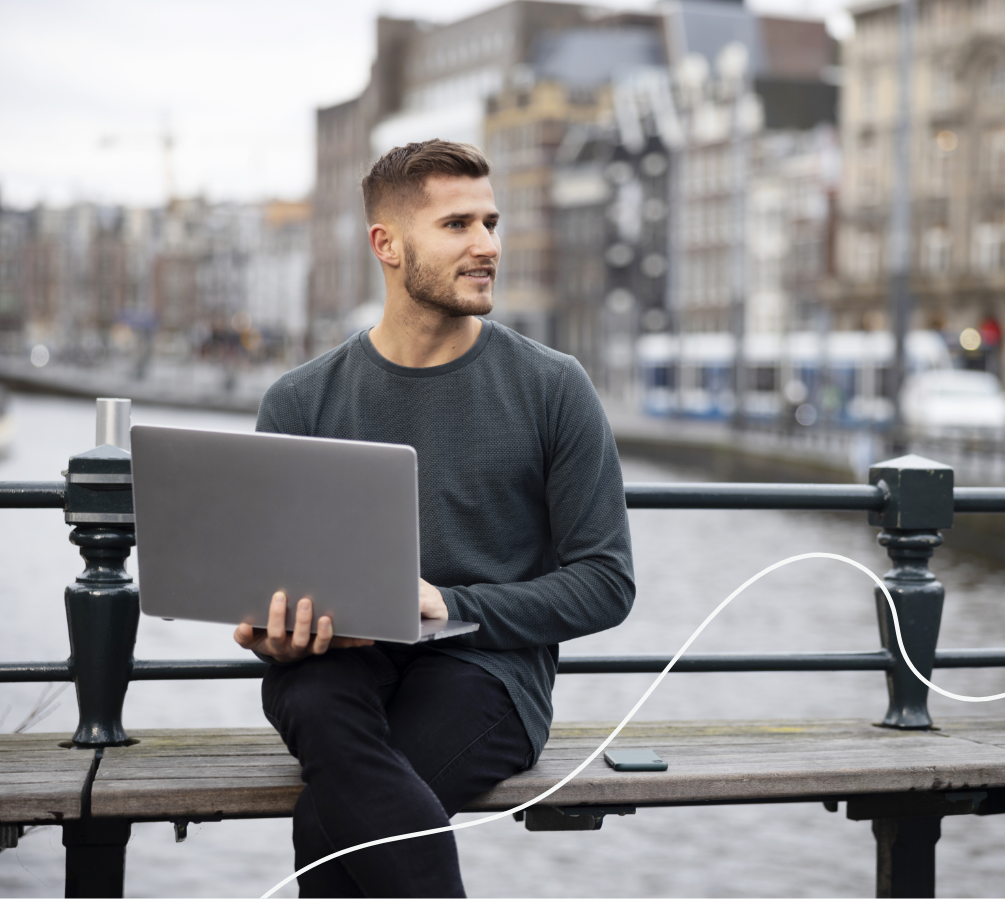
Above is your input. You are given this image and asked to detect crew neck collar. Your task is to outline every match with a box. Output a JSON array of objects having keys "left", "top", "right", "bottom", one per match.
[{"left": 358, "top": 319, "right": 494, "bottom": 378}]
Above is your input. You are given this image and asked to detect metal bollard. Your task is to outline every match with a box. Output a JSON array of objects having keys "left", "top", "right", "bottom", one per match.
[
  {"left": 868, "top": 455, "right": 953, "bottom": 729},
  {"left": 64, "top": 401, "right": 138, "bottom": 746}
]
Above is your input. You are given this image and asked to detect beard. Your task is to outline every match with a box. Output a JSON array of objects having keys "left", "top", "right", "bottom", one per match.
[{"left": 403, "top": 239, "right": 494, "bottom": 318}]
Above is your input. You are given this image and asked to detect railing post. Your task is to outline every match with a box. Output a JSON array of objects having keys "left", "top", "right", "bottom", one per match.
[
  {"left": 61, "top": 402, "right": 137, "bottom": 898},
  {"left": 64, "top": 441, "right": 137, "bottom": 746},
  {"left": 868, "top": 454, "right": 953, "bottom": 729}
]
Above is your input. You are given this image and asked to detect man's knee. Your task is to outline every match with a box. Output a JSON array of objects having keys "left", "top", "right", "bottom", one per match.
[{"left": 262, "top": 647, "right": 395, "bottom": 732}]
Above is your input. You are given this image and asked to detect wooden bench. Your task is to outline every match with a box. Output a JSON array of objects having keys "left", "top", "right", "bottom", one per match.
[
  {"left": 6, "top": 717, "right": 1005, "bottom": 826},
  {"left": 5, "top": 457, "right": 1005, "bottom": 895}
]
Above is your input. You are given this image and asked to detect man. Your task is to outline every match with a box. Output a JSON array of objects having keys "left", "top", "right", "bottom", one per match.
[{"left": 235, "top": 139, "right": 634, "bottom": 897}]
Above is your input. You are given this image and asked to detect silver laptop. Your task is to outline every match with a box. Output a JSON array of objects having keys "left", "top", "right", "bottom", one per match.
[{"left": 131, "top": 425, "right": 479, "bottom": 644}]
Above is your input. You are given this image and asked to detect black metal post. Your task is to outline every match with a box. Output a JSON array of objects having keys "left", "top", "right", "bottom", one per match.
[
  {"left": 65, "top": 524, "right": 138, "bottom": 745},
  {"left": 872, "top": 817, "right": 940, "bottom": 899},
  {"left": 869, "top": 455, "right": 953, "bottom": 729},
  {"left": 62, "top": 818, "right": 132, "bottom": 898},
  {"left": 64, "top": 444, "right": 138, "bottom": 746},
  {"left": 61, "top": 441, "right": 137, "bottom": 898}
]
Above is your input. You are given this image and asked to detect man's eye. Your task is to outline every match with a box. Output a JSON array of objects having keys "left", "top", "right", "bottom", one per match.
[
  {"left": 447, "top": 221, "right": 463, "bottom": 229},
  {"left": 486, "top": 221, "right": 498, "bottom": 232}
]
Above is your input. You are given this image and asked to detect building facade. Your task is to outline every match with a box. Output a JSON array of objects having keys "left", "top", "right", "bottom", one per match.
[
  {"left": 0, "top": 198, "right": 310, "bottom": 367},
  {"left": 838, "top": 0, "right": 1005, "bottom": 369},
  {"left": 485, "top": 20, "right": 670, "bottom": 349}
]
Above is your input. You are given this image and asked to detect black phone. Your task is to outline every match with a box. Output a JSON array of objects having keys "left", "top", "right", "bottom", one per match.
[{"left": 603, "top": 749, "right": 668, "bottom": 771}]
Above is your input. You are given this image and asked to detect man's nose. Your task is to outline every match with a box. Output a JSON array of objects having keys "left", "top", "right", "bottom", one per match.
[{"left": 471, "top": 224, "right": 499, "bottom": 258}]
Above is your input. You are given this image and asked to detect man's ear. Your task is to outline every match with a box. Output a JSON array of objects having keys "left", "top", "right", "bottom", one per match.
[{"left": 369, "top": 222, "right": 401, "bottom": 268}]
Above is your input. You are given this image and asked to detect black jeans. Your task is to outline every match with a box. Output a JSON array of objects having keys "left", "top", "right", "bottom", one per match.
[{"left": 262, "top": 644, "right": 534, "bottom": 898}]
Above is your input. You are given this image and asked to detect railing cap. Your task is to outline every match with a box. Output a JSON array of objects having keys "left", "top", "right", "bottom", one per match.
[
  {"left": 68, "top": 443, "right": 132, "bottom": 475},
  {"left": 868, "top": 454, "right": 954, "bottom": 530},
  {"left": 66, "top": 444, "right": 134, "bottom": 525}
]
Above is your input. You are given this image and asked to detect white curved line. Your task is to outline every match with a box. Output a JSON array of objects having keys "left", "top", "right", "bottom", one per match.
[{"left": 261, "top": 552, "right": 1005, "bottom": 898}]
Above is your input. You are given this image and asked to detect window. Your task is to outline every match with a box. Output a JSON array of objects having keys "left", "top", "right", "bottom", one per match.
[
  {"left": 932, "top": 63, "right": 954, "bottom": 109},
  {"left": 988, "top": 59, "right": 1005, "bottom": 99},
  {"left": 929, "top": 131, "right": 955, "bottom": 195},
  {"left": 854, "top": 231, "right": 881, "bottom": 281},
  {"left": 923, "top": 227, "right": 951, "bottom": 275},
  {"left": 861, "top": 70, "right": 877, "bottom": 119},
  {"left": 972, "top": 223, "right": 1004, "bottom": 273},
  {"left": 988, "top": 128, "right": 1005, "bottom": 190},
  {"left": 878, "top": 366, "right": 896, "bottom": 399},
  {"left": 753, "top": 366, "right": 777, "bottom": 392},
  {"left": 859, "top": 134, "right": 879, "bottom": 202}
]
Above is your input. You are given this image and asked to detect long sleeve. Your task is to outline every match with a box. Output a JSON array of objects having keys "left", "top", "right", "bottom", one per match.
[{"left": 438, "top": 358, "right": 635, "bottom": 651}]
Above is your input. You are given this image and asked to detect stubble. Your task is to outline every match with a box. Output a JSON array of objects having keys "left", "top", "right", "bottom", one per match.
[{"left": 403, "top": 239, "right": 493, "bottom": 318}]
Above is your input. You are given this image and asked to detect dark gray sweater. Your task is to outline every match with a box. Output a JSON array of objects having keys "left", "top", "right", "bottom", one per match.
[{"left": 255, "top": 320, "right": 635, "bottom": 761}]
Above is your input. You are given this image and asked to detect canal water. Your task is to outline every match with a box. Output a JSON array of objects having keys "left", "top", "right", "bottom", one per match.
[{"left": 2, "top": 393, "right": 1005, "bottom": 897}]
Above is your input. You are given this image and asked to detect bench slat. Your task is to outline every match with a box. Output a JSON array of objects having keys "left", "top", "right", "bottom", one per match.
[{"left": 0, "top": 734, "right": 95, "bottom": 823}]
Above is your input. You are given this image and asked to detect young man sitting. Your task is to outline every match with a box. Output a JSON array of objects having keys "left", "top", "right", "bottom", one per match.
[{"left": 235, "top": 139, "right": 635, "bottom": 897}]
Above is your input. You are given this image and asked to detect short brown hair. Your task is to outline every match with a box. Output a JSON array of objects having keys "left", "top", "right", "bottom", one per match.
[{"left": 362, "top": 139, "right": 490, "bottom": 225}]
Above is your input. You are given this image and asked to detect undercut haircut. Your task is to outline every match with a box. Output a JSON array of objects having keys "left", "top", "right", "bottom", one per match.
[{"left": 362, "top": 139, "right": 491, "bottom": 226}]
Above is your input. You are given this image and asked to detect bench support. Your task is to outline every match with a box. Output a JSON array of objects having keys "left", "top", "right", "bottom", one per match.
[
  {"left": 517, "top": 805, "right": 637, "bottom": 831},
  {"left": 848, "top": 790, "right": 991, "bottom": 898},
  {"left": 872, "top": 817, "right": 940, "bottom": 899},
  {"left": 62, "top": 818, "right": 131, "bottom": 898}
]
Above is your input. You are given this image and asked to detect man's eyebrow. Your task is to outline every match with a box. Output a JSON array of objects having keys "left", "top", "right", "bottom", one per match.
[{"left": 437, "top": 211, "right": 500, "bottom": 222}]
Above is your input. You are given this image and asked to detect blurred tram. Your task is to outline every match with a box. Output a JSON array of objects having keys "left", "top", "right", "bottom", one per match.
[{"left": 637, "top": 330, "right": 952, "bottom": 425}]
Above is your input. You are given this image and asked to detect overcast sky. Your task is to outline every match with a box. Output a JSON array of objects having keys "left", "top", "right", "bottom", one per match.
[{"left": 0, "top": 0, "right": 851, "bottom": 209}]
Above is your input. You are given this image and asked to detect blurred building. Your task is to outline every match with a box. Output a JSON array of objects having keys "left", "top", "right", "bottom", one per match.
[
  {"left": 838, "top": 0, "right": 1005, "bottom": 370},
  {"left": 155, "top": 198, "right": 312, "bottom": 362},
  {"left": 0, "top": 198, "right": 310, "bottom": 367},
  {"left": 552, "top": 68, "right": 676, "bottom": 389},
  {"left": 668, "top": 6, "right": 838, "bottom": 338},
  {"left": 547, "top": 5, "right": 838, "bottom": 399},
  {"left": 487, "top": 21, "right": 669, "bottom": 348},
  {"left": 0, "top": 205, "right": 27, "bottom": 347},
  {"left": 746, "top": 126, "right": 840, "bottom": 336}
]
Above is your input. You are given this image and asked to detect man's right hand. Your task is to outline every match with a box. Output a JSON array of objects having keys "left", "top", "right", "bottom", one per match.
[{"left": 233, "top": 591, "right": 373, "bottom": 663}]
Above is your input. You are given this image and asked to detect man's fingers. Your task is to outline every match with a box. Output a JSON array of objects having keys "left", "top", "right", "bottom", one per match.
[
  {"left": 233, "top": 622, "right": 256, "bottom": 648},
  {"left": 290, "top": 598, "right": 313, "bottom": 651},
  {"left": 266, "top": 592, "right": 288, "bottom": 643},
  {"left": 312, "top": 616, "right": 333, "bottom": 655},
  {"left": 330, "top": 636, "right": 374, "bottom": 648}
]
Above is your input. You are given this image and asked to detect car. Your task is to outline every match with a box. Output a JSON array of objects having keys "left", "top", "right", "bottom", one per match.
[{"left": 900, "top": 369, "right": 1005, "bottom": 434}]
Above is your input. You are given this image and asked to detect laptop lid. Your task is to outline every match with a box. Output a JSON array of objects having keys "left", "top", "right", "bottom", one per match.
[{"left": 132, "top": 425, "right": 433, "bottom": 643}]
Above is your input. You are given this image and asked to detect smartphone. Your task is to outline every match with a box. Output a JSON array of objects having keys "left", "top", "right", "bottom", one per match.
[{"left": 603, "top": 749, "right": 668, "bottom": 771}]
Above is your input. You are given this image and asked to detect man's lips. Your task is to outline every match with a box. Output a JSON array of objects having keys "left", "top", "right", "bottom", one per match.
[{"left": 458, "top": 267, "right": 495, "bottom": 282}]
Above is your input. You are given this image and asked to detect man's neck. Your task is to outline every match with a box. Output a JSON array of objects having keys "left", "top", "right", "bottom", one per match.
[{"left": 368, "top": 303, "right": 483, "bottom": 369}]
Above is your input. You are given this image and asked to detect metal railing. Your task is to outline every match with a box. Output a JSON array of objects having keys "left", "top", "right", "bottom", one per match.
[
  {"left": 7, "top": 406, "right": 1005, "bottom": 899},
  {"left": 2, "top": 448, "right": 1005, "bottom": 735}
]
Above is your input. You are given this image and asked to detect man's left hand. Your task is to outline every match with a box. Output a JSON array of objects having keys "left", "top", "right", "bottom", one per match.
[{"left": 420, "top": 578, "right": 448, "bottom": 620}]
